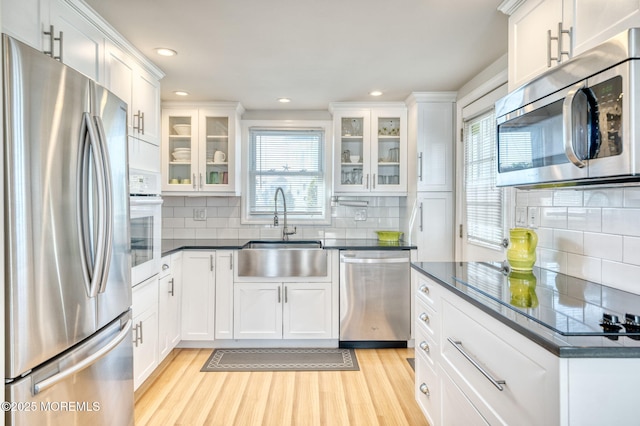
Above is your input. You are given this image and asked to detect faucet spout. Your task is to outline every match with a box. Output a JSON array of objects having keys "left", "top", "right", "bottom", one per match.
[{"left": 274, "top": 187, "right": 296, "bottom": 241}]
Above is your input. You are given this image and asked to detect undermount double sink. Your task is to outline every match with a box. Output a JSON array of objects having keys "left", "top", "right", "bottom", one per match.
[{"left": 237, "top": 240, "right": 328, "bottom": 278}]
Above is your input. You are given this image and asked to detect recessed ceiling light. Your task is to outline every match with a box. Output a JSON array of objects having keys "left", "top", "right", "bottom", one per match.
[
  {"left": 155, "top": 48, "right": 177, "bottom": 57},
  {"left": 369, "top": 90, "right": 383, "bottom": 97},
  {"left": 278, "top": 98, "right": 291, "bottom": 103},
  {"left": 174, "top": 91, "right": 189, "bottom": 96}
]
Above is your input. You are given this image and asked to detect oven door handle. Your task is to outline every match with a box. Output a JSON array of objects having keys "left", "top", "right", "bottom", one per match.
[
  {"left": 563, "top": 81, "right": 588, "bottom": 168},
  {"left": 341, "top": 256, "right": 409, "bottom": 264}
]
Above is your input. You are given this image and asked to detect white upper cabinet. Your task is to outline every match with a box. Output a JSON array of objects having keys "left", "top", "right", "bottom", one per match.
[
  {"left": 131, "top": 66, "right": 161, "bottom": 146},
  {"left": 507, "top": 0, "right": 566, "bottom": 91},
  {"left": 1, "top": 0, "right": 48, "bottom": 50},
  {"left": 504, "top": 0, "right": 640, "bottom": 91},
  {"left": 331, "top": 103, "right": 408, "bottom": 195},
  {"left": 161, "top": 103, "right": 244, "bottom": 195}
]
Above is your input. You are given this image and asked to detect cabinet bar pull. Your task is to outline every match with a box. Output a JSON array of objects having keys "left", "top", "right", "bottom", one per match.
[
  {"left": 229, "top": 254, "right": 233, "bottom": 270},
  {"left": 284, "top": 286, "right": 288, "bottom": 303},
  {"left": 418, "top": 152, "right": 423, "bottom": 181},
  {"left": 419, "top": 202, "right": 424, "bottom": 232},
  {"left": 558, "top": 22, "right": 572, "bottom": 62},
  {"left": 169, "top": 278, "right": 175, "bottom": 296},
  {"left": 365, "top": 174, "right": 369, "bottom": 189},
  {"left": 193, "top": 173, "right": 197, "bottom": 190},
  {"left": 133, "top": 110, "right": 142, "bottom": 132},
  {"left": 547, "top": 28, "right": 559, "bottom": 67},
  {"left": 373, "top": 173, "right": 376, "bottom": 189},
  {"left": 56, "top": 31, "right": 63, "bottom": 62},
  {"left": 140, "top": 111, "right": 145, "bottom": 135},
  {"left": 278, "top": 286, "right": 281, "bottom": 303},
  {"left": 199, "top": 173, "right": 203, "bottom": 189},
  {"left": 210, "top": 254, "right": 214, "bottom": 271},
  {"left": 138, "top": 321, "right": 144, "bottom": 345},
  {"left": 447, "top": 337, "right": 505, "bottom": 391}
]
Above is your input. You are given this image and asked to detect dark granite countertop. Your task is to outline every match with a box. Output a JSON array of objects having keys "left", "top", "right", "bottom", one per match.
[
  {"left": 162, "top": 238, "right": 416, "bottom": 256},
  {"left": 412, "top": 261, "right": 640, "bottom": 358}
]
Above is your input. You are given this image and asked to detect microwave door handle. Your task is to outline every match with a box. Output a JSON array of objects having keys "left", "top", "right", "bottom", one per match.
[{"left": 563, "top": 83, "right": 587, "bottom": 168}]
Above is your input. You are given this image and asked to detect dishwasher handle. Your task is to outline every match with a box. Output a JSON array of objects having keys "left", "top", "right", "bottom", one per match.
[{"left": 341, "top": 256, "right": 409, "bottom": 265}]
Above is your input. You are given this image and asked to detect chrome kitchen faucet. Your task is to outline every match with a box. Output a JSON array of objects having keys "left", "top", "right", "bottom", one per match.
[{"left": 274, "top": 187, "right": 296, "bottom": 241}]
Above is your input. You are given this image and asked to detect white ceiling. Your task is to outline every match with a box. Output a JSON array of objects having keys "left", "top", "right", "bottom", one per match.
[{"left": 85, "top": 0, "right": 508, "bottom": 111}]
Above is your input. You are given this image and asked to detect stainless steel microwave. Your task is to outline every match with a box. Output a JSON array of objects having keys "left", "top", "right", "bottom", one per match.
[{"left": 495, "top": 28, "right": 640, "bottom": 188}]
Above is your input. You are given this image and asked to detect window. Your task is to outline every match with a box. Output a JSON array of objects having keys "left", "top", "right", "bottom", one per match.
[
  {"left": 246, "top": 126, "right": 328, "bottom": 222},
  {"left": 464, "top": 110, "right": 504, "bottom": 248}
]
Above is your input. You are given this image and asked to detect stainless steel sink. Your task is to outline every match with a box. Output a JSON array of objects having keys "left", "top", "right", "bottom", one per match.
[
  {"left": 237, "top": 240, "right": 327, "bottom": 277},
  {"left": 244, "top": 240, "right": 322, "bottom": 249}
]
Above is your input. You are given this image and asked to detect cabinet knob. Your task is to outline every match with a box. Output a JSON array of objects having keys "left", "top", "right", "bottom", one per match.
[
  {"left": 419, "top": 341, "right": 430, "bottom": 353},
  {"left": 419, "top": 312, "right": 430, "bottom": 324},
  {"left": 419, "top": 285, "right": 429, "bottom": 294},
  {"left": 162, "top": 264, "right": 169, "bottom": 271},
  {"left": 419, "top": 383, "right": 430, "bottom": 397}
]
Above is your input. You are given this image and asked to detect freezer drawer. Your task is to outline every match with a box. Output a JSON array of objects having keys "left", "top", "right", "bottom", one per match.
[
  {"left": 339, "top": 250, "right": 411, "bottom": 343},
  {"left": 5, "top": 312, "right": 134, "bottom": 426}
]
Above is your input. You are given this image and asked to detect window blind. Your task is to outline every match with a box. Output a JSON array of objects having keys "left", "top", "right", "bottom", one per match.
[
  {"left": 464, "top": 110, "right": 503, "bottom": 248},
  {"left": 249, "top": 128, "right": 325, "bottom": 217}
]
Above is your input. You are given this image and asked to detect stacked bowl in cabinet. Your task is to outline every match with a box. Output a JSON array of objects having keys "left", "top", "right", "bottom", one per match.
[{"left": 414, "top": 272, "right": 441, "bottom": 426}]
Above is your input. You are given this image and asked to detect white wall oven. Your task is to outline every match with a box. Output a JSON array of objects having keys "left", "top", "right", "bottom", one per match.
[{"left": 130, "top": 169, "right": 162, "bottom": 286}]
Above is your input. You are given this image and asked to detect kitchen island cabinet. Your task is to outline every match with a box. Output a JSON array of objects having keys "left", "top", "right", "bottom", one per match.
[{"left": 412, "top": 262, "right": 640, "bottom": 425}]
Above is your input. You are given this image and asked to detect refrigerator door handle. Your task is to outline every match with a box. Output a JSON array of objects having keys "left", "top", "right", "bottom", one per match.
[
  {"left": 33, "top": 318, "right": 132, "bottom": 395},
  {"left": 77, "top": 112, "right": 107, "bottom": 298},
  {"left": 93, "top": 116, "right": 114, "bottom": 294}
]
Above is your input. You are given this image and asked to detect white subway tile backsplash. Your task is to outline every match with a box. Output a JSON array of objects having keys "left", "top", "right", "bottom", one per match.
[
  {"left": 185, "top": 197, "right": 207, "bottom": 207},
  {"left": 163, "top": 217, "right": 185, "bottom": 228},
  {"left": 540, "top": 207, "right": 568, "bottom": 229},
  {"left": 217, "top": 228, "right": 239, "bottom": 239},
  {"left": 623, "top": 187, "right": 640, "bottom": 207},
  {"left": 184, "top": 218, "right": 207, "bottom": 228},
  {"left": 553, "top": 190, "right": 583, "bottom": 207},
  {"left": 567, "top": 253, "right": 602, "bottom": 283},
  {"left": 173, "top": 228, "right": 195, "bottom": 239},
  {"left": 537, "top": 248, "right": 567, "bottom": 274},
  {"left": 602, "top": 208, "right": 640, "bottom": 236},
  {"left": 602, "top": 260, "right": 640, "bottom": 294},
  {"left": 622, "top": 236, "right": 640, "bottom": 266},
  {"left": 162, "top": 197, "right": 185, "bottom": 207},
  {"left": 206, "top": 197, "right": 230, "bottom": 207},
  {"left": 584, "top": 232, "right": 623, "bottom": 262},
  {"left": 584, "top": 188, "right": 623, "bottom": 207},
  {"left": 195, "top": 228, "right": 218, "bottom": 239},
  {"left": 567, "top": 208, "right": 602, "bottom": 232},
  {"left": 173, "top": 207, "right": 194, "bottom": 218},
  {"left": 515, "top": 190, "right": 528, "bottom": 206},
  {"left": 536, "top": 227, "right": 554, "bottom": 249},
  {"left": 528, "top": 190, "right": 554, "bottom": 206},
  {"left": 553, "top": 229, "right": 583, "bottom": 254}
]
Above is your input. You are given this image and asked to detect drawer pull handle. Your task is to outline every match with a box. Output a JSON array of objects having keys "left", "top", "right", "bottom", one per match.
[
  {"left": 447, "top": 337, "right": 505, "bottom": 391},
  {"left": 419, "top": 313, "right": 430, "bottom": 324},
  {"left": 419, "top": 383, "right": 430, "bottom": 397},
  {"left": 419, "top": 285, "right": 429, "bottom": 294},
  {"left": 419, "top": 341, "right": 430, "bottom": 353}
]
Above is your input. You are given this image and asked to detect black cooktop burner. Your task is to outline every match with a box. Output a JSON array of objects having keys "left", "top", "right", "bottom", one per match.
[
  {"left": 600, "top": 313, "right": 623, "bottom": 340},
  {"left": 624, "top": 314, "right": 640, "bottom": 341}
]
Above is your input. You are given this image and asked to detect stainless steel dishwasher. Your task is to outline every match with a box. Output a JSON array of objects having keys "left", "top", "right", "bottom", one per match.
[{"left": 339, "top": 250, "right": 411, "bottom": 348}]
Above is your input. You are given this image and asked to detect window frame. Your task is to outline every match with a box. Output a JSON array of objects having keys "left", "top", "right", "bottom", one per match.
[{"left": 241, "top": 119, "right": 333, "bottom": 225}]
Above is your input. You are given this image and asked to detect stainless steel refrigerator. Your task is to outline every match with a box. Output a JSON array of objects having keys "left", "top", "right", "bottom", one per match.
[{"left": 3, "top": 35, "right": 134, "bottom": 425}]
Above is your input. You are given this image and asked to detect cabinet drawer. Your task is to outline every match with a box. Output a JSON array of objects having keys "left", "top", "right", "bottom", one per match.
[
  {"left": 441, "top": 299, "right": 557, "bottom": 426},
  {"left": 414, "top": 319, "right": 437, "bottom": 368},
  {"left": 133, "top": 276, "right": 159, "bottom": 314},
  {"left": 159, "top": 255, "right": 172, "bottom": 278},
  {"left": 415, "top": 352, "right": 439, "bottom": 426},
  {"left": 416, "top": 296, "right": 438, "bottom": 338},
  {"left": 415, "top": 273, "right": 438, "bottom": 309}
]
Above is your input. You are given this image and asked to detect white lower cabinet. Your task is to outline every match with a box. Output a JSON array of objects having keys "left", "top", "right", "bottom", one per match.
[
  {"left": 158, "top": 253, "right": 182, "bottom": 361},
  {"left": 234, "top": 282, "right": 332, "bottom": 340},
  {"left": 181, "top": 251, "right": 215, "bottom": 341},
  {"left": 214, "top": 250, "right": 235, "bottom": 339},
  {"left": 413, "top": 271, "right": 560, "bottom": 426},
  {"left": 132, "top": 275, "right": 159, "bottom": 390}
]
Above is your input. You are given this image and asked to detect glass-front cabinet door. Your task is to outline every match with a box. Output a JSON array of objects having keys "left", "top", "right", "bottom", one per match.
[
  {"left": 334, "top": 110, "right": 371, "bottom": 193},
  {"left": 372, "top": 110, "right": 407, "bottom": 193},
  {"left": 332, "top": 104, "right": 407, "bottom": 195},
  {"left": 199, "top": 111, "right": 234, "bottom": 191},
  {"left": 162, "top": 109, "right": 198, "bottom": 192}
]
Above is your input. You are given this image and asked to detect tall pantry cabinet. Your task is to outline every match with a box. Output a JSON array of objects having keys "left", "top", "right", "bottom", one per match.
[{"left": 406, "top": 93, "right": 456, "bottom": 262}]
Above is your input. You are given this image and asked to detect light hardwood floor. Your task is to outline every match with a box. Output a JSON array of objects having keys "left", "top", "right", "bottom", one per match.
[{"left": 134, "top": 348, "right": 428, "bottom": 426}]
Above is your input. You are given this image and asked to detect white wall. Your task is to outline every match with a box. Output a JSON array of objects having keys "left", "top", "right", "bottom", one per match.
[
  {"left": 515, "top": 186, "right": 640, "bottom": 295},
  {"left": 162, "top": 195, "right": 403, "bottom": 241}
]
